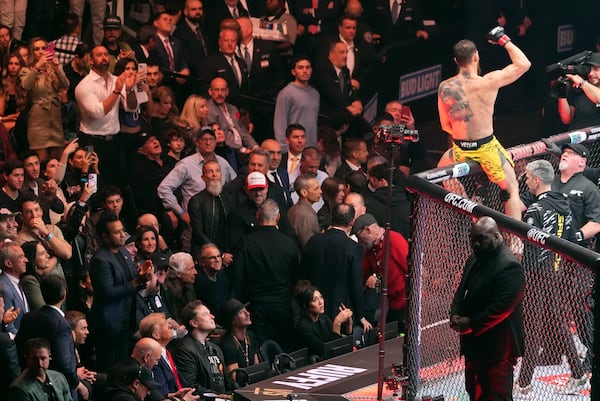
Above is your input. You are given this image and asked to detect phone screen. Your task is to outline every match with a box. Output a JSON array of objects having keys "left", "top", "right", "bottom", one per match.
[{"left": 401, "top": 106, "right": 411, "bottom": 120}]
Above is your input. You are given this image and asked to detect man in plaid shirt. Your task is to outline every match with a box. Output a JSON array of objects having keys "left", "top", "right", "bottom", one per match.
[{"left": 52, "top": 13, "right": 82, "bottom": 65}]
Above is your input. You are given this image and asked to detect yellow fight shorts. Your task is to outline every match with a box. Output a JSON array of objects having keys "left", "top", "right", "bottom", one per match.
[{"left": 452, "top": 135, "right": 514, "bottom": 183}]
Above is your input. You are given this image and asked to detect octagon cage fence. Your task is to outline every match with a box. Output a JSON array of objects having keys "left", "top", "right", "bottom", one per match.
[{"left": 401, "top": 125, "right": 600, "bottom": 401}]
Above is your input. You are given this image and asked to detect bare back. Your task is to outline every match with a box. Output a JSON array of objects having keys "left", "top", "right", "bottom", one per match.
[{"left": 438, "top": 71, "right": 498, "bottom": 141}]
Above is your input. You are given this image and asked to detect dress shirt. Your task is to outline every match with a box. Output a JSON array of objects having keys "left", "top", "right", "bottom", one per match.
[
  {"left": 340, "top": 35, "right": 355, "bottom": 76},
  {"left": 157, "top": 153, "right": 237, "bottom": 216},
  {"left": 75, "top": 69, "right": 137, "bottom": 136},
  {"left": 6, "top": 274, "right": 28, "bottom": 313},
  {"left": 287, "top": 152, "right": 302, "bottom": 183},
  {"left": 239, "top": 40, "right": 253, "bottom": 67}
]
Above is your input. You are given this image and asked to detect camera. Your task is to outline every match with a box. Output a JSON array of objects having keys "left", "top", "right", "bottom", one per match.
[
  {"left": 376, "top": 124, "right": 419, "bottom": 144},
  {"left": 546, "top": 51, "right": 592, "bottom": 98}
]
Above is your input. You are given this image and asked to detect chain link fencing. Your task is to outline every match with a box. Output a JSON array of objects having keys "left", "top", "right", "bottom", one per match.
[{"left": 404, "top": 128, "right": 600, "bottom": 401}]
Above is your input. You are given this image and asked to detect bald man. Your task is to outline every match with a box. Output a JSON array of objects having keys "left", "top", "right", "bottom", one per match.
[
  {"left": 262, "top": 139, "right": 292, "bottom": 207},
  {"left": 450, "top": 216, "right": 524, "bottom": 401}
]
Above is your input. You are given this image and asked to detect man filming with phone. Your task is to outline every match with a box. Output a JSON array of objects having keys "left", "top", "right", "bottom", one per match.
[
  {"left": 75, "top": 45, "right": 143, "bottom": 186},
  {"left": 557, "top": 53, "right": 600, "bottom": 130}
]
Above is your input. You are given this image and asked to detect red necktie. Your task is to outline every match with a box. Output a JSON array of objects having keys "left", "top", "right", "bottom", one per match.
[
  {"left": 166, "top": 349, "right": 183, "bottom": 389},
  {"left": 164, "top": 38, "right": 175, "bottom": 70}
]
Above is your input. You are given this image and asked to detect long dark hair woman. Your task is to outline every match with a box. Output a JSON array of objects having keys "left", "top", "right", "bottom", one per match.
[
  {"left": 293, "top": 280, "right": 353, "bottom": 359},
  {"left": 20, "top": 240, "right": 54, "bottom": 311}
]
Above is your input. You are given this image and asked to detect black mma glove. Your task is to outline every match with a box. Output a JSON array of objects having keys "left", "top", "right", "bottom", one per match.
[{"left": 486, "top": 26, "right": 511, "bottom": 47}]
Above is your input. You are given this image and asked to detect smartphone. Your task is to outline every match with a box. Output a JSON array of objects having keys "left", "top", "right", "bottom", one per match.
[
  {"left": 84, "top": 145, "right": 94, "bottom": 155},
  {"left": 87, "top": 173, "right": 98, "bottom": 195},
  {"left": 46, "top": 42, "right": 55, "bottom": 56},
  {"left": 401, "top": 106, "right": 411, "bottom": 121},
  {"left": 137, "top": 62, "right": 147, "bottom": 92}
]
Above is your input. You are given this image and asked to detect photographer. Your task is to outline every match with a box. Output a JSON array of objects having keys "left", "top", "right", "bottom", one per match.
[{"left": 557, "top": 53, "right": 600, "bottom": 129}]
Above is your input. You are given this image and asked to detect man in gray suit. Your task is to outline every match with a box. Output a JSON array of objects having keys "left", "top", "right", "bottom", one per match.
[
  {"left": 0, "top": 241, "right": 29, "bottom": 335},
  {"left": 206, "top": 77, "right": 257, "bottom": 155},
  {"left": 9, "top": 337, "right": 72, "bottom": 401}
]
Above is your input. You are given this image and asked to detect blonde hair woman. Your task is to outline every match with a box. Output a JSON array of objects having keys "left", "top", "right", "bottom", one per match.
[
  {"left": 179, "top": 94, "right": 209, "bottom": 129},
  {"left": 19, "top": 37, "right": 70, "bottom": 161}
]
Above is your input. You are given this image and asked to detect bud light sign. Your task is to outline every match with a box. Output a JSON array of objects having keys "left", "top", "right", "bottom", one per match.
[
  {"left": 557, "top": 25, "right": 575, "bottom": 53},
  {"left": 399, "top": 65, "right": 442, "bottom": 103}
]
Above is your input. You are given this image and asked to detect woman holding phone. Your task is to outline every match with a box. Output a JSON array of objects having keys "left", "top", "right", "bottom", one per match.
[{"left": 19, "top": 37, "right": 70, "bottom": 161}]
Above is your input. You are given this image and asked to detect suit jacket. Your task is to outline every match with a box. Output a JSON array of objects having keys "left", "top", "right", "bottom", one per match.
[
  {"left": 450, "top": 245, "right": 525, "bottom": 362},
  {"left": 205, "top": 0, "right": 249, "bottom": 52},
  {"left": 317, "top": 35, "right": 377, "bottom": 83},
  {"left": 9, "top": 369, "right": 72, "bottom": 401},
  {"left": 269, "top": 167, "right": 293, "bottom": 208},
  {"left": 153, "top": 355, "right": 185, "bottom": 396},
  {"left": 150, "top": 34, "right": 188, "bottom": 73},
  {"left": 174, "top": 19, "right": 209, "bottom": 78},
  {"left": 168, "top": 335, "right": 230, "bottom": 395},
  {"left": 241, "top": 39, "right": 285, "bottom": 113},
  {"left": 333, "top": 159, "right": 357, "bottom": 180},
  {"left": 88, "top": 246, "right": 136, "bottom": 334},
  {"left": 0, "top": 333, "right": 20, "bottom": 401},
  {"left": 15, "top": 305, "right": 78, "bottom": 391},
  {"left": 0, "top": 273, "right": 28, "bottom": 334},
  {"left": 206, "top": 99, "right": 257, "bottom": 149},
  {"left": 311, "top": 60, "right": 359, "bottom": 127},
  {"left": 200, "top": 53, "right": 250, "bottom": 106},
  {"left": 365, "top": 0, "right": 425, "bottom": 44},
  {"left": 303, "top": 228, "right": 366, "bottom": 320},
  {"left": 130, "top": 41, "right": 152, "bottom": 64}
]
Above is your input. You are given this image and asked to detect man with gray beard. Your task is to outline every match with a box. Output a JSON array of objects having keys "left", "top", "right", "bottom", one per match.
[{"left": 188, "top": 160, "right": 235, "bottom": 259}]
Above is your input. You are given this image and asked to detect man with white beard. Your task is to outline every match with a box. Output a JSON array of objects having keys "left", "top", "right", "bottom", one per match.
[
  {"left": 188, "top": 160, "right": 235, "bottom": 261},
  {"left": 550, "top": 143, "right": 600, "bottom": 246}
]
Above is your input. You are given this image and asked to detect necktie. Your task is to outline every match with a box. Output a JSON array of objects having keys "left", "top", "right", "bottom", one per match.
[
  {"left": 221, "top": 104, "right": 242, "bottom": 146},
  {"left": 195, "top": 26, "right": 207, "bottom": 56},
  {"left": 18, "top": 282, "right": 28, "bottom": 312},
  {"left": 270, "top": 170, "right": 281, "bottom": 186},
  {"left": 229, "top": 56, "right": 242, "bottom": 86},
  {"left": 242, "top": 45, "right": 251, "bottom": 68},
  {"left": 164, "top": 38, "right": 175, "bottom": 70},
  {"left": 346, "top": 42, "right": 355, "bottom": 75},
  {"left": 232, "top": 6, "right": 239, "bottom": 18},
  {"left": 391, "top": 1, "right": 400, "bottom": 25},
  {"left": 289, "top": 155, "right": 298, "bottom": 174},
  {"left": 338, "top": 70, "right": 346, "bottom": 94},
  {"left": 166, "top": 350, "right": 183, "bottom": 389}
]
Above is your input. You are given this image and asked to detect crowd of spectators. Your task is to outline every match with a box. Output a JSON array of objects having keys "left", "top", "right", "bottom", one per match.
[{"left": 5, "top": 0, "right": 598, "bottom": 400}]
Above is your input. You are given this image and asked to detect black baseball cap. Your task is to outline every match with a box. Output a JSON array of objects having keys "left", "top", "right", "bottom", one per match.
[
  {"left": 561, "top": 143, "right": 588, "bottom": 158},
  {"left": 585, "top": 53, "right": 600, "bottom": 67}
]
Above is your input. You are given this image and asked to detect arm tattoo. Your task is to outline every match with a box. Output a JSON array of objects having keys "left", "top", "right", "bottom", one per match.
[{"left": 439, "top": 77, "right": 474, "bottom": 123}]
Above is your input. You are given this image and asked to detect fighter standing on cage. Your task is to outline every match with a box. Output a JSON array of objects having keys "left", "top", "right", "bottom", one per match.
[
  {"left": 450, "top": 216, "right": 525, "bottom": 401},
  {"left": 437, "top": 27, "right": 531, "bottom": 221}
]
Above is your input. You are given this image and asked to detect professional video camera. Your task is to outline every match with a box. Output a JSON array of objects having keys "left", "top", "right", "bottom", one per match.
[
  {"left": 546, "top": 51, "right": 592, "bottom": 98},
  {"left": 376, "top": 124, "right": 419, "bottom": 145}
]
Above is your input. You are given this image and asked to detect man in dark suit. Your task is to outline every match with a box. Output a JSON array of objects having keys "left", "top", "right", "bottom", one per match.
[
  {"left": 312, "top": 40, "right": 364, "bottom": 135},
  {"left": 140, "top": 313, "right": 188, "bottom": 397},
  {"left": 236, "top": 16, "right": 285, "bottom": 142},
  {"left": 450, "top": 217, "right": 524, "bottom": 401},
  {"left": 151, "top": 11, "right": 191, "bottom": 104},
  {"left": 201, "top": 27, "right": 250, "bottom": 108},
  {"left": 304, "top": 203, "right": 372, "bottom": 333},
  {"left": 334, "top": 138, "right": 368, "bottom": 180},
  {"left": 205, "top": 0, "right": 249, "bottom": 52},
  {"left": 174, "top": 0, "right": 210, "bottom": 93},
  {"left": 318, "top": 14, "right": 376, "bottom": 93},
  {"left": 89, "top": 213, "right": 149, "bottom": 372},
  {"left": 16, "top": 276, "right": 85, "bottom": 400},
  {"left": 130, "top": 24, "right": 157, "bottom": 63},
  {"left": 230, "top": 199, "right": 300, "bottom": 350},
  {"left": 0, "top": 241, "right": 29, "bottom": 335},
  {"left": 364, "top": 0, "right": 429, "bottom": 46},
  {"left": 261, "top": 139, "right": 292, "bottom": 208},
  {"left": 0, "top": 290, "right": 20, "bottom": 400}
]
